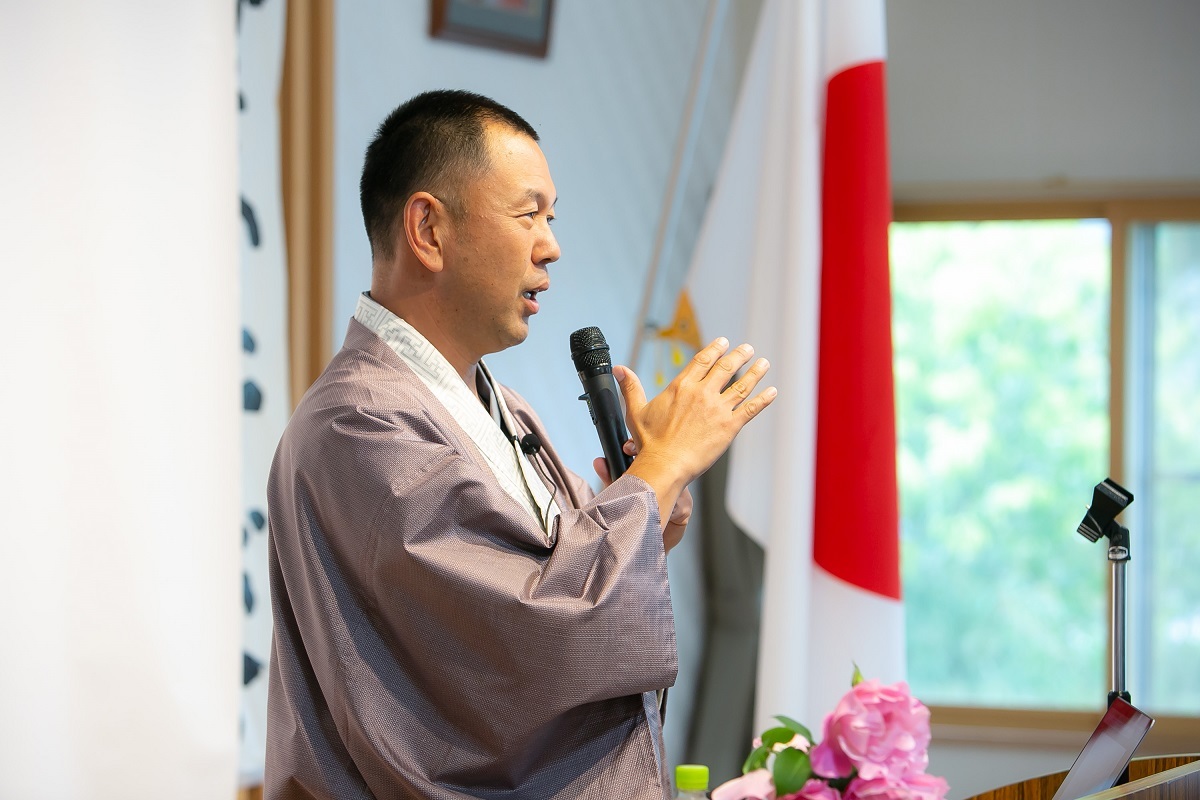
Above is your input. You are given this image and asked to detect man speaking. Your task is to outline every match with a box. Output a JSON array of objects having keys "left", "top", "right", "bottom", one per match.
[{"left": 265, "top": 90, "right": 776, "bottom": 799}]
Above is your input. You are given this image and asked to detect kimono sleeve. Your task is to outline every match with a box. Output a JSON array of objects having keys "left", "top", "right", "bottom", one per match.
[{"left": 368, "top": 453, "right": 678, "bottom": 729}]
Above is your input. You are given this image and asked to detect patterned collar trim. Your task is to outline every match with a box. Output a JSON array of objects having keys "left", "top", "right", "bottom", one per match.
[{"left": 353, "top": 293, "right": 559, "bottom": 533}]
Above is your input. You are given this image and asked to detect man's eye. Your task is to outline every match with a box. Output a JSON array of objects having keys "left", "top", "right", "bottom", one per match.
[{"left": 522, "top": 210, "right": 554, "bottom": 224}]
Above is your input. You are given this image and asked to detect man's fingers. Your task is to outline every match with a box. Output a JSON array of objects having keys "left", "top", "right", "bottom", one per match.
[
  {"left": 671, "top": 486, "right": 694, "bottom": 524},
  {"left": 711, "top": 343, "right": 757, "bottom": 383},
  {"left": 723, "top": 357, "right": 771, "bottom": 403},
  {"left": 739, "top": 386, "right": 779, "bottom": 422},
  {"left": 679, "top": 337, "right": 730, "bottom": 382},
  {"left": 592, "top": 456, "right": 613, "bottom": 488},
  {"left": 681, "top": 339, "right": 762, "bottom": 391}
]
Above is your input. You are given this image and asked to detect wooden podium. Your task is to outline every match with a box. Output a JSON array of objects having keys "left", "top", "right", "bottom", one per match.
[{"left": 964, "top": 755, "right": 1200, "bottom": 800}]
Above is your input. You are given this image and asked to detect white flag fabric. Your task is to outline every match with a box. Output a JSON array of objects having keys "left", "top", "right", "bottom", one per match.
[
  {"left": 683, "top": 0, "right": 904, "bottom": 731},
  {"left": 0, "top": 3, "right": 241, "bottom": 798}
]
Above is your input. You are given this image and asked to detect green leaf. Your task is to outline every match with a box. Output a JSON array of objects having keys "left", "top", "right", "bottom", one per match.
[
  {"left": 826, "top": 769, "right": 858, "bottom": 792},
  {"left": 741, "top": 743, "right": 770, "bottom": 774},
  {"left": 772, "top": 747, "right": 812, "bottom": 795},
  {"left": 773, "top": 715, "right": 814, "bottom": 742},
  {"left": 760, "top": 726, "right": 796, "bottom": 748},
  {"left": 851, "top": 662, "right": 864, "bottom": 687}
]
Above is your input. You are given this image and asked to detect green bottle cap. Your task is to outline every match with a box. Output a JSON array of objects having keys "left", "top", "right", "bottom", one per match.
[{"left": 675, "top": 764, "right": 709, "bottom": 792}]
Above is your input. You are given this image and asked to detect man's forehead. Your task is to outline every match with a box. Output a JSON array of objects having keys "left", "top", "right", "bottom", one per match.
[
  {"left": 483, "top": 122, "right": 539, "bottom": 157},
  {"left": 478, "top": 126, "right": 556, "bottom": 201}
]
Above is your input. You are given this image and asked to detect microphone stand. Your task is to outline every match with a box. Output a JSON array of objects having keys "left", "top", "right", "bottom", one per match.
[
  {"left": 1104, "top": 520, "right": 1132, "bottom": 711},
  {"left": 1078, "top": 477, "right": 1135, "bottom": 786},
  {"left": 1105, "top": 520, "right": 1133, "bottom": 787}
]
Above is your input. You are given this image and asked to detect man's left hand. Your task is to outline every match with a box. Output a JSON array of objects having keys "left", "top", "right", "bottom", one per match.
[{"left": 592, "top": 441, "right": 692, "bottom": 553}]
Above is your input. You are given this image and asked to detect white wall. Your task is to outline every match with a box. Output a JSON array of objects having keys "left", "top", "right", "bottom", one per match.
[
  {"left": 930, "top": 739, "right": 1083, "bottom": 800},
  {"left": 888, "top": 0, "right": 1200, "bottom": 200}
]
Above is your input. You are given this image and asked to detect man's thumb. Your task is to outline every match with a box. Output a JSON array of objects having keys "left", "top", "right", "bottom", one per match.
[{"left": 613, "top": 365, "right": 647, "bottom": 412}]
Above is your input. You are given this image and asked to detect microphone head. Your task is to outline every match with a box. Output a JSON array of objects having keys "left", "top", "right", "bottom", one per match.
[{"left": 570, "top": 326, "right": 612, "bottom": 372}]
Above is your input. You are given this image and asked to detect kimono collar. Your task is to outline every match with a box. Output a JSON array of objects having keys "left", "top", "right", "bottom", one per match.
[{"left": 353, "top": 292, "right": 560, "bottom": 533}]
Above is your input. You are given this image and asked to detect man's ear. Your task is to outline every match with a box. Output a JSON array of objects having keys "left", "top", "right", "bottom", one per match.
[{"left": 403, "top": 192, "right": 449, "bottom": 273}]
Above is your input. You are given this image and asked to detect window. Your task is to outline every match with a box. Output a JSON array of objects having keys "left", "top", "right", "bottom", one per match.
[
  {"left": 890, "top": 202, "right": 1200, "bottom": 721},
  {"left": 1125, "top": 220, "right": 1200, "bottom": 715}
]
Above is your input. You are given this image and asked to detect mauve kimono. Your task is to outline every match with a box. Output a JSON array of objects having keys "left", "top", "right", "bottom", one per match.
[{"left": 265, "top": 319, "right": 678, "bottom": 799}]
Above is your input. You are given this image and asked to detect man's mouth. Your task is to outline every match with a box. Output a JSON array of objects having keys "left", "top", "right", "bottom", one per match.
[{"left": 522, "top": 288, "right": 544, "bottom": 314}]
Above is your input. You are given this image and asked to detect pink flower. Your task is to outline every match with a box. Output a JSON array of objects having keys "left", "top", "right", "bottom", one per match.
[
  {"left": 780, "top": 779, "right": 842, "bottom": 800},
  {"left": 712, "top": 768, "right": 776, "bottom": 800},
  {"left": 904, "top": 773, "right": 950, "bottom": 800},
  {"left": 808, "top": 680, "right": 931, "bottom": 781},
  {"left": 842, "top": 773, "right": 949, "bottom": 800}
]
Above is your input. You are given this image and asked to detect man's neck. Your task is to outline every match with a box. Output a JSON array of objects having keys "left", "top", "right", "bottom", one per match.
[{"left": 369, "top": 291, "right": 481, "bottom": 398}]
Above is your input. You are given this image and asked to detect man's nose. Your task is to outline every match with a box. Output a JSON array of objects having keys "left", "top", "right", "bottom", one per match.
[{"left": 537, "top": 225, "right": 561, "bottom": 265}]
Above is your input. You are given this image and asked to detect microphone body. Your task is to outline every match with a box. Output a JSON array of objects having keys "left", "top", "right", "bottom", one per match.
[{"left": 569, "top": 327, "right": 633, "bottom": 483}]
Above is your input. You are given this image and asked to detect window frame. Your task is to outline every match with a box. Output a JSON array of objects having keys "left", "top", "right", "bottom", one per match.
[{"left": 892, "top": 197, "right": 1200, "bottom": 751}]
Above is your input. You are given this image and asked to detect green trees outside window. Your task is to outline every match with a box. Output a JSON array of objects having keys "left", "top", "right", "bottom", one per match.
[
  {"left": 891, "top": 219, "right": 1111, "bottom": 709},
  {"left": 891, "top": 214, "right": 1200, "bottom": 715}
]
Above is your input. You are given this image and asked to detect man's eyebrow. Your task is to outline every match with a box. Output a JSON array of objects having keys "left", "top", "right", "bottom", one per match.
[{"left": 520, "top": 189, "right": 557, "bottom": 208}]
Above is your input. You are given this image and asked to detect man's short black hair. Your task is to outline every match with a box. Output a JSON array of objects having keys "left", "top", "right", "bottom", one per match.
[{"left": 359, "top": 89, "right": 539, "bottom": 260}]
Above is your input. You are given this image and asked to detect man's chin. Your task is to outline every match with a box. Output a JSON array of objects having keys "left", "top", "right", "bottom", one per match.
[{"left": 493, "top": 322, "right": 530, "bottom": 353}]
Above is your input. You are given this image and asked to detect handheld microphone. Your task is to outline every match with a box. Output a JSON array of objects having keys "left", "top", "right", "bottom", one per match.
[
  {"left": 572, "top": 326, "right": 669, "bottom": 719},
  {"left": 569, "top": 327, "right": 633, "bottom": 483}
]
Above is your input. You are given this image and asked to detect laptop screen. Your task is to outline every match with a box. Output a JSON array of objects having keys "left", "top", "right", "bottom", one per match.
[{"left": 1051, "top": 697, "right": 1155, "bottom": 800}]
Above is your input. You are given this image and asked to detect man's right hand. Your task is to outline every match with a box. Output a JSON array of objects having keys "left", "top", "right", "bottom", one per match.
[{"left": 616, "top": 337, "right": 776, "bottom": 533}]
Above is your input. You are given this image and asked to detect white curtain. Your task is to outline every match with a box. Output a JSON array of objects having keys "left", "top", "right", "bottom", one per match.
[{"left": 0, "top": 3, "right": 242, "bottom": 798}]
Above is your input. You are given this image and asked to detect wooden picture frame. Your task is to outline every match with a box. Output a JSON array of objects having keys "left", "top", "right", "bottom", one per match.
[{"left": 430, "top": 0, "right": 554, "bottom": 59}]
